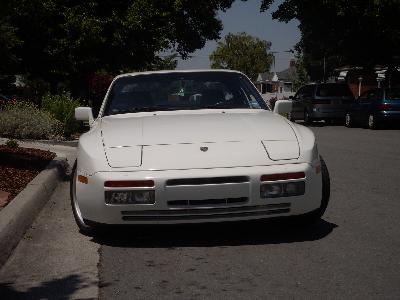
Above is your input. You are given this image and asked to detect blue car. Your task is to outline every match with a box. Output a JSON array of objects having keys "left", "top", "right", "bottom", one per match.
[
  {"left": 0, "top": 94, "right": 10, "bottom": 108},
  {"left": 345, "top": 87, "right": 400, "bottom": 129}
]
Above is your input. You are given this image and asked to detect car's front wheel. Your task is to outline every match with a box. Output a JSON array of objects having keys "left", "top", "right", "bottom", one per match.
[
  {"left": 304, "top": 110, "right": 313, "bottom": 124},
  {"left": 70, "top": 161, "right": 95, "bottom": 235},
  {"left": 299, "top": 156, "right": 330, "bottom": 224}
]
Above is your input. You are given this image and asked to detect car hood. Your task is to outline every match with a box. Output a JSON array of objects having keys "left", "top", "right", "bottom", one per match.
[{"left": 100, "top": 109, "right": 300, "bottom": 169}]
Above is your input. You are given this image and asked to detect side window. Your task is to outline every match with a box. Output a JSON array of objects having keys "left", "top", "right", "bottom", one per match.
[
  {"left": 301, "top": 85, "right": 314, "bottom": 99},
  {"left": 369, "top": 89, "right": 383, "bottom": 102},
  {"left": 294, "top": 87, "right": 305, "bottom": 99},
  {"left": 367, "top": 90, "right": 377, "bottom": 101},
  {"left": 359, "top": 90, "right": 377, "bottom": 103}
]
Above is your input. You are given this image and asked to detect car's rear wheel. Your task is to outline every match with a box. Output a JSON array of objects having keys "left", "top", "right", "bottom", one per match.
[
  {"left": 368, "top": 114, "right": 379, "bottom": 129},
  {"left": 345, "top": 113, "right": 353, "bottom": 127},
  {"left": 299, "top": 156, "right": 330, "bottom": 224},
  {"left": 70, "top": 161, "right": 95, "bottom": 235}
]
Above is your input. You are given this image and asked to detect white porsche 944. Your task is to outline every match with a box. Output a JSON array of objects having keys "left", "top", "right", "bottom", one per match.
[{"left": 71, "top": 70, "right": 330, "bottom": 233}]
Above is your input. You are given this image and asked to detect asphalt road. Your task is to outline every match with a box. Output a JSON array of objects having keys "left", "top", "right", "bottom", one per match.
[
  {"left": 98, "top": 124, "right": 400, "bottom": 299},
  {"left": 1, "top": 124, "right": 400, "bottom": 299}
]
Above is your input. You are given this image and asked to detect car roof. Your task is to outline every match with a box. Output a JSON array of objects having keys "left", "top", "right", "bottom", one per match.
[{"left": 114, "top": 69, "right": 244, "bottom": 80}]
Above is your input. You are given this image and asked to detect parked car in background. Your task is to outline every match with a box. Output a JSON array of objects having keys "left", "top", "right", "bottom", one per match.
[
  {"left": 289, "top": 83, "right": 355, "bottom": 124},
  {"left": 0, "top": 94, "right": 10, "bottom": 108},
  {"left": 0, "top": 94, "right": 10, "bottom": 105},
  {"left": 345, "top": 87, "right": 400, "bottom": 129},
  {"left": 71, "top": 70, "right": 329, "bottom": 234}
]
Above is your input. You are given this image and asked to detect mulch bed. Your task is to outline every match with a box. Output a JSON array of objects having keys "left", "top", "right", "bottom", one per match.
[{"left": 0, "top": 146, "right": 56, "bottom": 204}]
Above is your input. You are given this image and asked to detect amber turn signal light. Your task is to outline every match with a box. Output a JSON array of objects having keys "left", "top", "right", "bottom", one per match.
[{"left": 78, "top": 175, "right": 88, "bottom": 184}]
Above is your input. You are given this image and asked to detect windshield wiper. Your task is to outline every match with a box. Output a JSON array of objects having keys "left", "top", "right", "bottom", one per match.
[
  {"left": 203, "top": 102, "right": 248, "bottom": 109},
  {"left": 127, "top": 106, "right": 189, "bottom": 112}
]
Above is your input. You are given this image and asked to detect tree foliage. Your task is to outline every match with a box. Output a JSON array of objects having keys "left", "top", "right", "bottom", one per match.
[
  {"left": 0, "top": 1, "right": 21, "bottom": 93},
  {"left": 2, "top": 0, "right": 236, "bottom": 96},
  {"left": 261, "top": 0, "right": 400, "bottom": 80},
  {"left": 293, "top": 53, "right": 310, "bottom": 90},
  {"left": 210, "top": 32, "right": 273, "bottom": 81}
]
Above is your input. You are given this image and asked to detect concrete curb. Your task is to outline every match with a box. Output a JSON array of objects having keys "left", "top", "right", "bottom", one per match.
[{"left": 0, "top": 157, "right": 68, "bottom": 267}]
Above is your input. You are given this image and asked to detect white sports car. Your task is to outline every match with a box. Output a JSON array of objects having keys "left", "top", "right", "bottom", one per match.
[{"left": 71, "top": 70, "right": 330, "bottom": 233}]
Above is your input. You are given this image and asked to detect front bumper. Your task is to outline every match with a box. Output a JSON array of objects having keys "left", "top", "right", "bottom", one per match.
[{"left": 76, "top": 163, "right": 322, "bottom": 225}]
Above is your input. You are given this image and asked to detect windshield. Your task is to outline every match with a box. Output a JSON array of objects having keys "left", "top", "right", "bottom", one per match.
[
  {"left": 316, "top": 84, "right": 354, "bottom": 98},
  {"left": 103, "top": 72, "right": 267, "bottom": 116}
]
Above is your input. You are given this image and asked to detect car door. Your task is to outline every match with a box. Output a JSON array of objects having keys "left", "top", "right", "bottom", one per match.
[
  {"left": 352, "top": 91, "right": 368, "bottom": 122},
  {"left": 290, "top": 87, "right": 305, "bottom": 119},
  {"left": 358, "top": 89, "right": 379, "bottom": 122},
  {"left": 300, "top": 85, "right": 315, "bottom": 116}
]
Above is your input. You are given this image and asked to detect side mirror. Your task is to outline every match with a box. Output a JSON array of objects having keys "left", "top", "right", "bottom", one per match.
[
  {"left": 75, "top": 107, "right": 94, "bottom": 125},
  {"left": 273, "top": 100, "right": 292, "bottom": 115}
]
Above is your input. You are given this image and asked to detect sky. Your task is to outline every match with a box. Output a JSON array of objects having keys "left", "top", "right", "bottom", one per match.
[{"left": 177, "top": 0, "right": 300, "bottom": 72}]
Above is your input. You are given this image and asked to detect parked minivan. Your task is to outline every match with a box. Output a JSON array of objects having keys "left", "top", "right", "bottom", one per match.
[{"left": 289, "top": 83, "right": 355, "bottom": 123}]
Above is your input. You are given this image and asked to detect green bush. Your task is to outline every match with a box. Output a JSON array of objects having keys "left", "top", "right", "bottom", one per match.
[
  {"left": 0, "top": 102, "right": 62, "bottom": 139},
  {"left": 5, "top": 139, "right": 19, "bottom": 148},
  {"left": 41, "top": 93, "right": 82, "bottom": 137}
]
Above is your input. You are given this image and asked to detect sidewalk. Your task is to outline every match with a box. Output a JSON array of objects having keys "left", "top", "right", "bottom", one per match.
[{"left": 0, "top": 182, "right": 99, "bottom": 299}]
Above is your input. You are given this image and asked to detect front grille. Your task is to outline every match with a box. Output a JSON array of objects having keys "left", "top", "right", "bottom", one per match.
[
  {"left": 166, "top": 176, "right": 249, "bottom": 186},
  {"left": 120, "top": 203, "right": 291, "bottom": 221},
  {"left": 167, "top": 197, "right": 248, "bottom": 207}
]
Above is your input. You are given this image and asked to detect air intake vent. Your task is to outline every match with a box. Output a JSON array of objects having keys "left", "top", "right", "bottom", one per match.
[
  {"left": 120, "top": 203, "right": 291, "bottom": 221},
  {"left": 166, "top": 176, "right": 249, "bottom": 186},
  {"left": 167, "top": 197, "right": 248, "bottom": 207}
]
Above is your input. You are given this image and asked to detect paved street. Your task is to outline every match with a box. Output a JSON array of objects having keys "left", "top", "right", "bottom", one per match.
[{"left": 1, "top": 124, "right": 400, "bottom": 299}]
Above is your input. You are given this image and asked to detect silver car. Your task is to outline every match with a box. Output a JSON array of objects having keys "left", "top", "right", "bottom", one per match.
[{"left": 290, "top": 83, "right": 355, "bottom": 123}]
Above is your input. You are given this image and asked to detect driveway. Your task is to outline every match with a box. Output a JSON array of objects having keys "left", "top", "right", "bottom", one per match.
[{"left": 1, "top": 125, "right": 400, "bottom": 299}]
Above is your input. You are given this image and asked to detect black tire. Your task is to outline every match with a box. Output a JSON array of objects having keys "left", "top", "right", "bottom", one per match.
[
  {"left": 70, "top": 161, "right": 95, "bottom": 235},
  {"left": 345, "top": 113, "right": 353, "bottom": 127},
  {"left": 368, "top": 114, "right": 379, "bottom": 130},
  {"left": 304, "top": 110, "right": 313, "bottom": 124},
  {"left": 299, "top": 156, "right": 330, "bottom": 224}
]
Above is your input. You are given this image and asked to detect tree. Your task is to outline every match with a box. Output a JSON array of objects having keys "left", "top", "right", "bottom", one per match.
[
  {"left": 4, "top": 0, "right": 236, "bottom": 97},
  {"left": 209, "top": 32, "right": 273, "bottom": 81},
  {"left": 293, "top": 53, "right": 310, "bottom": 90},
  {"left": 0, "top": 2, "right": 21, "bottom": 93},
  {"left": 260, "top": 0, "right": 400, "bottom": 80},
  {"left": 149, "top": 54, "right": 179, "bottom": 71}
]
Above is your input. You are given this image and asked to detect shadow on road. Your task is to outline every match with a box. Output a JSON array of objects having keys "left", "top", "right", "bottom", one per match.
[
  {"left": 0, "top": 274, "right": 99, "bottom": 300},
  {"left": 91, "top": 218, "right": 337, "bottom": 248}
]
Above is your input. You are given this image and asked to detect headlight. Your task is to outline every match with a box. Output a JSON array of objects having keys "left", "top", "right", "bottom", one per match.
[
  {"left": 105, "top": 190, "right": 155, "bottom": 205},
  {"left": 260, "top": 181, "right": 305, "bottom": 198}
]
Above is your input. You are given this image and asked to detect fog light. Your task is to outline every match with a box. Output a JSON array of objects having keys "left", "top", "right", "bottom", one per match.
[
  {"left": 260, "top": 181, "right": 305, "bottom": 198},
  {"left": 105, "top": 190, "right": 155, "bottom": 205},
  {"left": 285, "top": 181, "right": 305, "bottom": 196},
  {"left": 260, "top": 183, "right": 282, "bottom": 198}
]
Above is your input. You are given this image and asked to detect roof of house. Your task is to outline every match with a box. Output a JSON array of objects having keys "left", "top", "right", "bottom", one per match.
[{"left": 258, "top": 65, "right": 297, "bottom": 83}]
